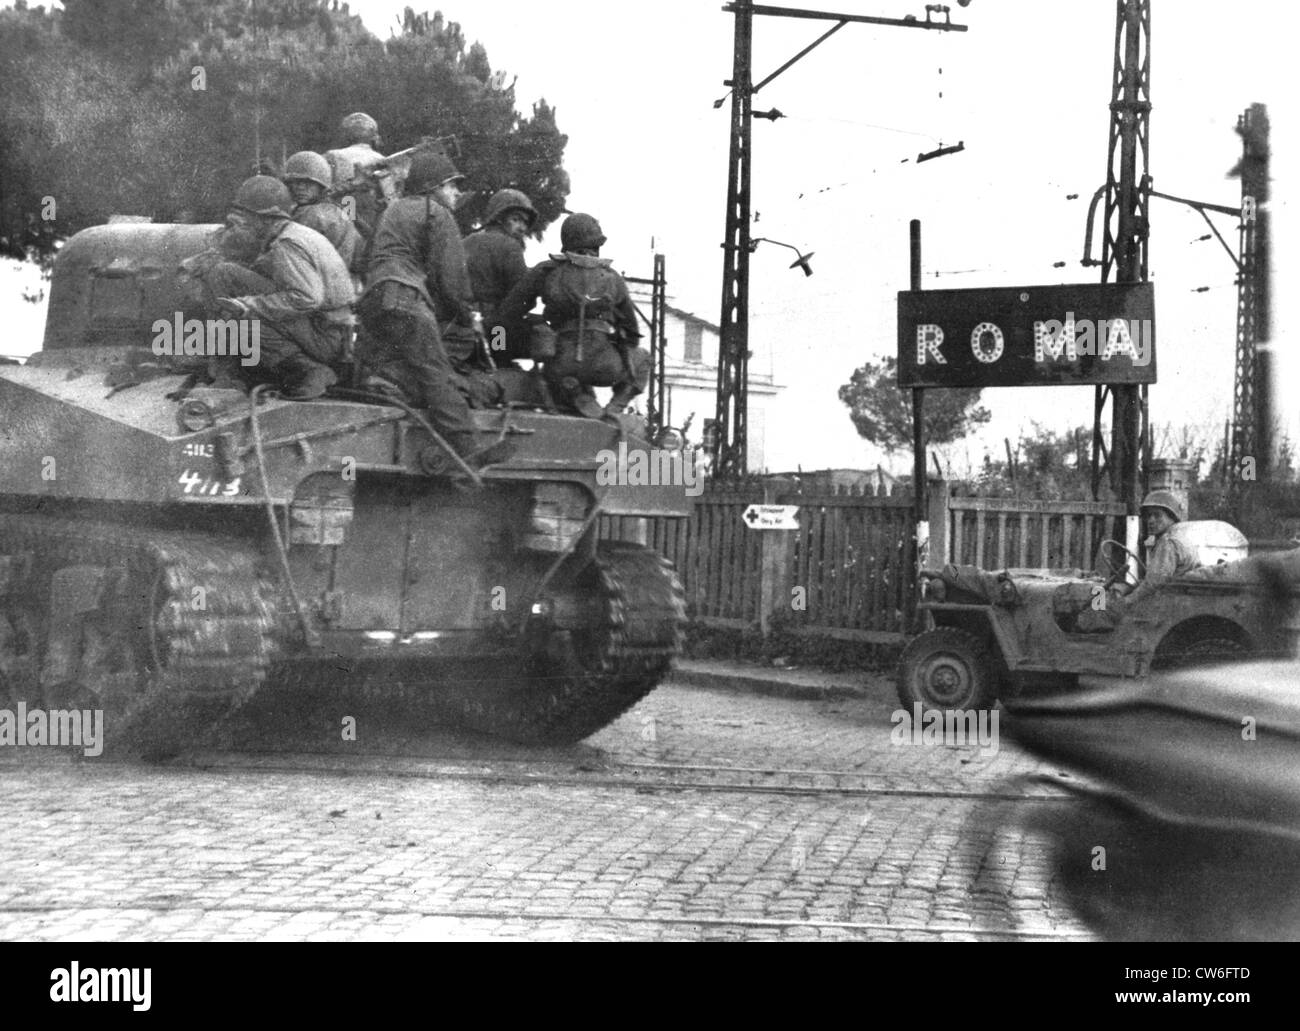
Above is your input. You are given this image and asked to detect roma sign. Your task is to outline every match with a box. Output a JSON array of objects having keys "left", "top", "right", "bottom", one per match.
[{"left": 896, "top": 282, "right": 1155, "bottom": 388}]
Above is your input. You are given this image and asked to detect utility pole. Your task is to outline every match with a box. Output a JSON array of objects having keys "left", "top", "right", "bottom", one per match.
[
  {"left": 716, "top": 0, "right": 755, "bottom": 479},
  {"left": 1090, "top": 0, "right": 1150, "bottom": 516},
  {"left": 629, "top": 254, "right": 669, "bottom": 434},
  {"left": 713, "top": 2, "right": 968, "bottom": 478},
  {"left": 651, "top": 253, "right": 667, "bottom": 433}
]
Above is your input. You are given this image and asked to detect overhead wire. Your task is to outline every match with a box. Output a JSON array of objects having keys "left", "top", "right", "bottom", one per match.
[
  {"left": 777, "top": 112, "right": 943, "bottom": 140},
  {"left": 734, "top": 38, "right": 1233, "bottom": 291}
]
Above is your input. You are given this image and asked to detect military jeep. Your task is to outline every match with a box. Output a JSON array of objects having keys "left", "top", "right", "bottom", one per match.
[{"left": 897, "top": 520, "right": 1300, "bottom": 710}]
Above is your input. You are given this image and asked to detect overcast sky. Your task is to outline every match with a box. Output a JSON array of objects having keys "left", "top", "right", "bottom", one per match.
[
  {"left": 349, "top": 0, "right": 1293, "bottom": 473},
  {"left": 6, "top": 1, "right": 1292, "bottom": 475}
]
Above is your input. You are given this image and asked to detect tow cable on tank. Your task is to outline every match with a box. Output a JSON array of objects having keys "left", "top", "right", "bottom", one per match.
[
  {"left": 529, "top": 499, "right": 606, "bottom": 625},
  {"left": 247, "top": 384, "right": 318, "bottom": 648}
]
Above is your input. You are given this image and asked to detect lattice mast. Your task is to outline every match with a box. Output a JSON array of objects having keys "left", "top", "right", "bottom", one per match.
[
  {"left": 1089, "top": 0, "right": 1150, "bottom": 511},
  {"left": 713, "top": 2, "right": 966, "bottom": 478},
  {"left": 1230, "top": 103, "right": 1270, "bottom": 480}
]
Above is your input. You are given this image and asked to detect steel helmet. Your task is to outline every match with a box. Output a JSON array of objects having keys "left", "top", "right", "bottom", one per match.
[
  {"left": 232, "top": 175, "right": 293, "bottom": 218},
  {"left": 282, "top": 151, "right": 332, "bottom": 190},
  {"left": 406, "top": 152, "right": 465, "bottom": 194},
  {"left": 340, "top": 111, "right": 379, "bottom": 144},
  {"left": 1141, "top": 489, "right": 1186, "bottom": 523},
  {"left": 560, "top": 213, "right": 606, "bottom": 252},
  {"left": 484, "top": 188, "right": 537, "bottom": 229}
]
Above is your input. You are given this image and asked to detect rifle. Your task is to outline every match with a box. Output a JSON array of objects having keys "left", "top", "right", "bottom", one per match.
[{"left": 331, "top": 137, "right": 448, "bottom": 207}]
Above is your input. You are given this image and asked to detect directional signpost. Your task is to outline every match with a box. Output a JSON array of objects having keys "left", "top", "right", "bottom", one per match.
[
  {"left": 742, "top": 504, "right": 799, "bottom": 530},
  {"left": 743, "top": 503, "right": 799, "bottom": 636}
]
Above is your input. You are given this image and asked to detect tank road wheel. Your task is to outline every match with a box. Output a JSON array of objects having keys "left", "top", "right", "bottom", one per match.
[
  {"left": 0, "top": 606, "right": 39, "bottom": 709},
  {"left": 897, "top": 627, "right": 998, "bottom": 712},
  {"left": 452, "top": 542, "right": 688, "bottom": 745},
  {"left": 0, "top": 516, "right": 277, "bottom": 758},
  {"left": 38, "top": 561, "right": 159, "bottom": 716}
]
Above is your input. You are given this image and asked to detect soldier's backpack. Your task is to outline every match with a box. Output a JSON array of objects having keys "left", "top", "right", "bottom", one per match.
[{"left": 540, "top": 254, "right": 629, "bottom": 386}]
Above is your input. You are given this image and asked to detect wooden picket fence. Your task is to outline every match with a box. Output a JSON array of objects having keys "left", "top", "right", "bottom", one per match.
[
  {"left": 602, "top": 482, "right": 1137, "bottom": 643},
  {"left": 787, "top": 492, "right": 915, "bottom": 638},
  {"left": 600, "top": 482, "right": 916, "bottom": 642},
  {"left": 600, "top": 479, "right": 1138, "bottom": 643},
  {"left": 943, "top": 495, "right": 1128, "bottom": 571}
]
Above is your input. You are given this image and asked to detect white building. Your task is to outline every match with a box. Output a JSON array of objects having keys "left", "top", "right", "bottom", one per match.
[{"left": 626, "top": 280, "right": 782, "bottom": 473}]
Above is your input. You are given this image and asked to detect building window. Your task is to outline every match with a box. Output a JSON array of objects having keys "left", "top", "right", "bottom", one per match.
[{"left": 684, "top": 322, "right": 703, "bottom": 363}]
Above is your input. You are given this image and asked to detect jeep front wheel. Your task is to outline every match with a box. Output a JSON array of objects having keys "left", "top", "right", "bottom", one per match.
[{"left": 897, "top": 628, "right": 998, "bottom": 711}]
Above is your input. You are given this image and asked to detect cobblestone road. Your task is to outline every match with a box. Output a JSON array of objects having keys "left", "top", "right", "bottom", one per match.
[{"left": 0, "top": 669, "right": 1095, "bottom": 941}]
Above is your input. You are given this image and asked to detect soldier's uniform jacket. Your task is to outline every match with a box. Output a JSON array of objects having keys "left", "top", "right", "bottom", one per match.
[
  {"left": 363, "top": 195, "right": 475, "bottom": 329},
  {"left": 1126, "top": 532, "right": 1201, "bottom": 606},
  {"left": 293, "top": 199, "right": 365, "bottom": 275},
  {"left": 498, "top": 252, "right": 641, "bottom": 346},
  {"left": 234, "top": 220, "right": 355, "bottom": 332},
  {"left": 463, "top": 224, "right": 528, "bottom": 322}
]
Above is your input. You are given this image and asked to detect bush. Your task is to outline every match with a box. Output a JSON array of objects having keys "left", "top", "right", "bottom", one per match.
[{"left": 684, "top": 621, "right": 900, "bottom": 673}]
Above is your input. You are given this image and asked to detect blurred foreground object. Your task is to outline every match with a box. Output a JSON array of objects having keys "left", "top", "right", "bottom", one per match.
[{"left": 1006, "top": 661, "right": 1300, "bottom": 940}]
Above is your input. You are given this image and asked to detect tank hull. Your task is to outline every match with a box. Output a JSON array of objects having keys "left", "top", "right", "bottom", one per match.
[{"left": 0, "top": 223, "right": 692, "bottom": 752}]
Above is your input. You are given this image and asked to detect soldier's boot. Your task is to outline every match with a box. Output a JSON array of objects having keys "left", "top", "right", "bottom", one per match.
[
  {"left": 206, "top": 360, "right": 248, "bottom": 393},
  {"left": 603, "top": 382, "right": 641, "bottom": 419},
  {"left": 281, "top": 358, "right": 338, "bottom": 401},
  {"left": 554, "top": 376, "right": 604, "bottom": 419},
  {"left": 360, "top": 373, "right": 409, "bottom": 402},
  {"left": 289, "top": 361, "right": 340, "bottom": 403},
  {"left": 531, "top": 369, "right": 559, "bottom": 411}
]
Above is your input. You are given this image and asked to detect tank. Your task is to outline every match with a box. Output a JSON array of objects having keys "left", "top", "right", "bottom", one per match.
[{"left": 0, "top": 223, "right": 690, "bottom": 751}]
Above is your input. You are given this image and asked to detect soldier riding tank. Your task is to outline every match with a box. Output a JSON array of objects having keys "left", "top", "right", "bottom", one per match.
[{"left": 0, "top": 222, "right": 690, "bottom": 752}]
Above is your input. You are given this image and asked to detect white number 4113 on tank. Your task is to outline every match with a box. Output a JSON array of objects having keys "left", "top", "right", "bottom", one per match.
[{"left": 178, "top": 470, "right": 242, "bottom": 496}]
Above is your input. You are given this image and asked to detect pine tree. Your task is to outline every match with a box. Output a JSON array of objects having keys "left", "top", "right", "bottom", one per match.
[
  {"left": 838, "top": 355, "right": 991, "bottom": 456},
  {"left": 0, "top": 1, "right": 570, "bottom": 255}
]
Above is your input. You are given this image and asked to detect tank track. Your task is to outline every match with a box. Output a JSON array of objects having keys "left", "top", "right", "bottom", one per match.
[
  {"left": 0, "top": 514, "right": 277, "bottom": 755},
  {"left": 449, "top": 540, "right": 688, "bottom": 744}
]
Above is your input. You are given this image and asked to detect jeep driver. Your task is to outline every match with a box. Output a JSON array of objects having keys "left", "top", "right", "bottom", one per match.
[
  {"left": 1122, "top": 490, "right": 1201, "bottom": 604},
  {"left": 1078, "top": 490, "right": 1201, "bottom": 630}
]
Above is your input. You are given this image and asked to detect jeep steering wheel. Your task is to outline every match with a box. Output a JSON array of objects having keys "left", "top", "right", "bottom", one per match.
[{"left": 1099, "top": 539, "right": 1145, "bottom": 590}]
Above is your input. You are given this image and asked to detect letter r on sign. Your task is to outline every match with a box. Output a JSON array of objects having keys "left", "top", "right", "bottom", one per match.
[{"left": 916, "top": 325, "right": 946, "bottom": 364}]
